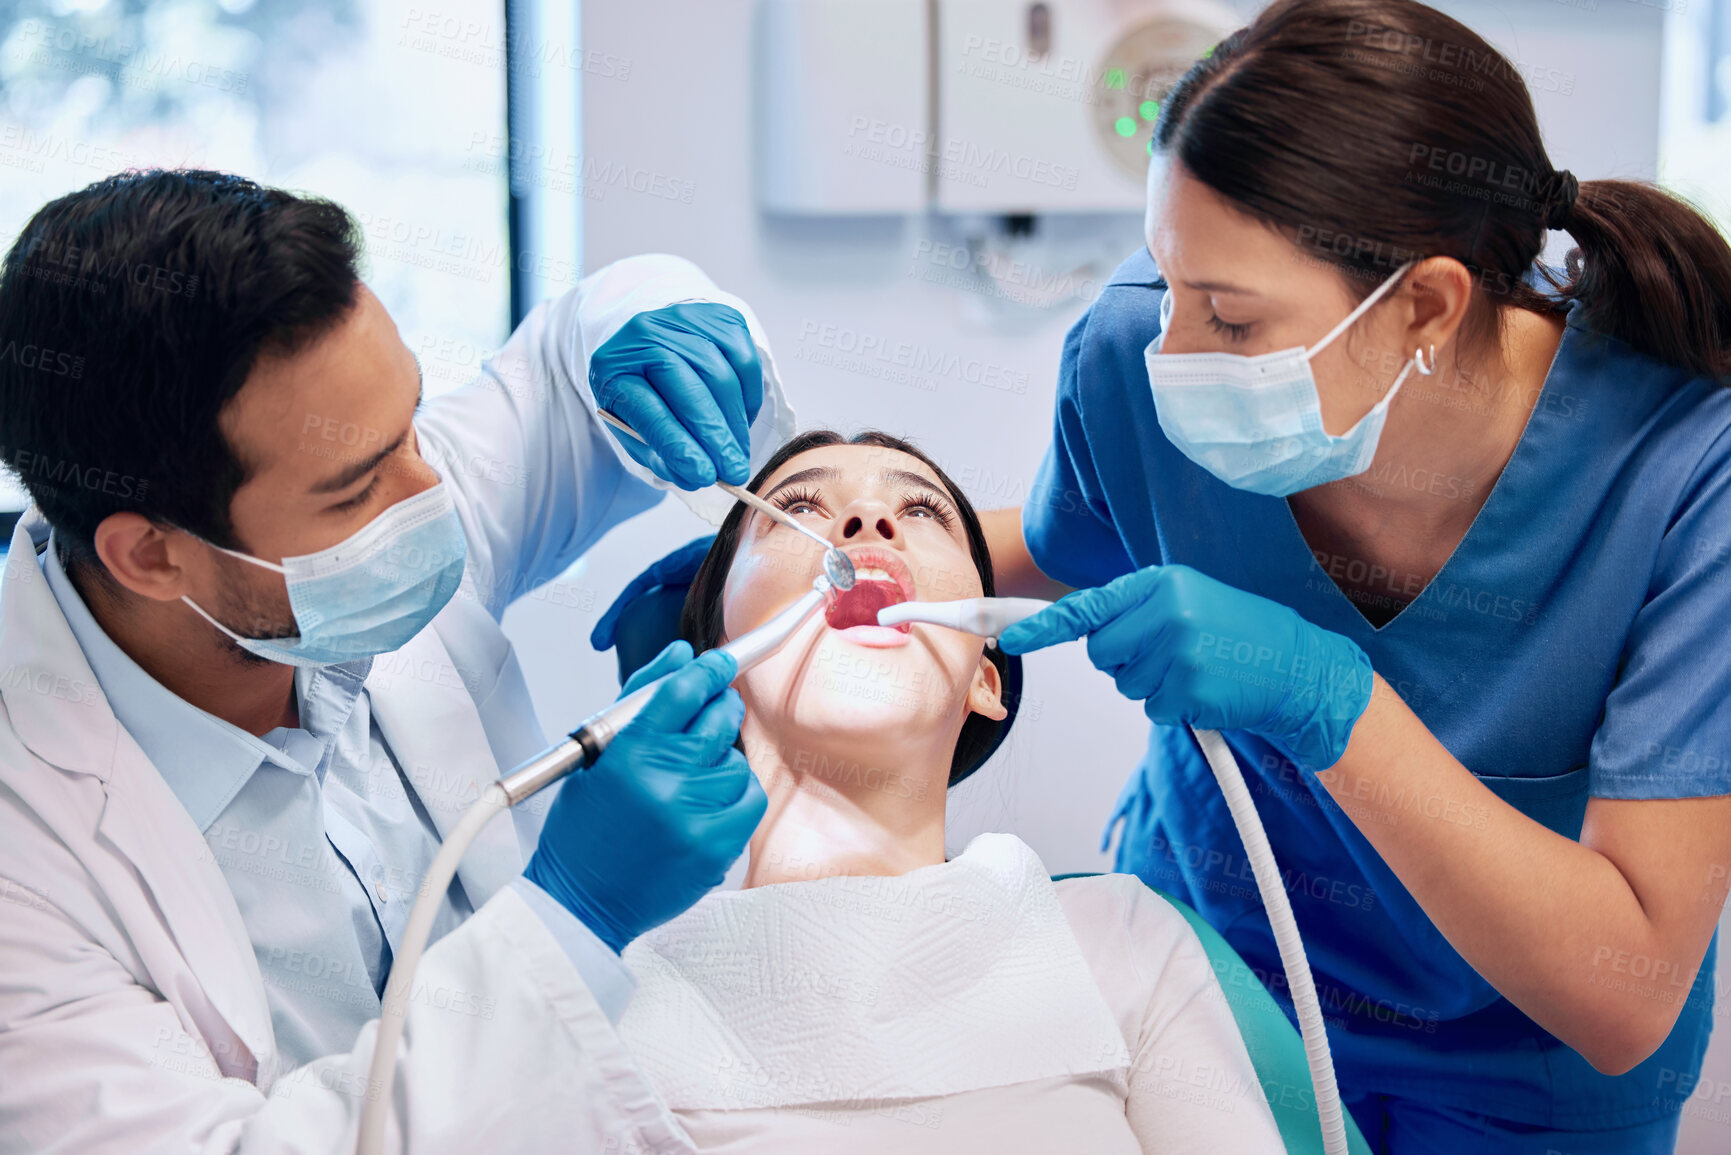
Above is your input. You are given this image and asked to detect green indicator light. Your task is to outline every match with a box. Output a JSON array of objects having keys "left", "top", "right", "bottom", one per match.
[
  {"left": 1139, "top": 99, "right": 1161, "bottom": 121},
  {"left": 1105, "top": 68, "right": 1126, "bottom": 90},
  {"left": 1114, "top": 116, "right": 1138, "bottom": 137}
]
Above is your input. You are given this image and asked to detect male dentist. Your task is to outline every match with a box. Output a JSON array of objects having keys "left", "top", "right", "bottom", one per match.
[{"left": 0, "top": 170, "right": 787, "bottom": 1153}]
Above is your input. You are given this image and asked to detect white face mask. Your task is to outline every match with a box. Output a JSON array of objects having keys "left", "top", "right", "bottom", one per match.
[{"left": 1145, "top": 261, "right": 1420, "bottom": 497}]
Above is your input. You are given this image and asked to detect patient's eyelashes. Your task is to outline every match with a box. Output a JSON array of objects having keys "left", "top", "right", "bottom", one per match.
[
  {"left": 767, "top": 479, "right": 958, "bottom": 533},
  {"left": 771, "top": 485, "right": 826, "bottom": 518},
  {"left": 898, "top": 491, "right": 955, "bottom": 530}
]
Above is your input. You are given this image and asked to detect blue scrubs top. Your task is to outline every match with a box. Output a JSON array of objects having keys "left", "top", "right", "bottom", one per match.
[{"left": 1024, "top": 247, "right": 1731, "bottom": 1131}]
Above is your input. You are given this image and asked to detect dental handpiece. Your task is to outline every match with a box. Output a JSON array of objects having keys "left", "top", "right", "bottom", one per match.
[
  {"left": 496, "top": 582, "right": 830, "bottom": 805},
  {"left": 875, "top": 597, "right": 1054, "bottom": 646},
  {"left": 358, "top": 578, "right": 832, "bottom": 1155}
]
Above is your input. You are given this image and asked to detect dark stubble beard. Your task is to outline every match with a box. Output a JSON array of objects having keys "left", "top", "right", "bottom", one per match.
[{"left": 208, "top": 552, "right": 301, "bottom": 668}]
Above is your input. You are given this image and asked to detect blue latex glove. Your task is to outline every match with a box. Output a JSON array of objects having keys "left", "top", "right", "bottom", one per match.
[
  {"left": 590, "top": 302, "right": 764, "bottom": 488},
  {"left": 998, "top": 564, "right": 1374, "bottom": 772},
  {"left": 524, "top": 642, "right": 765, "bottom": 953}
]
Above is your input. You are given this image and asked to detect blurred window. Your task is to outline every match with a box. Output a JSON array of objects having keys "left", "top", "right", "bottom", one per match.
[
  {"left": 0, "top": 0, "right": 514, "bottom": 511},
  {"left": 1661, "top": 0, "right": 1731, "bottom": 245}
]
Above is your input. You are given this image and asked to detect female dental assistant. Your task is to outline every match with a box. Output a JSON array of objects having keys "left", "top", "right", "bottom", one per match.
[{"left": 987, "top": 0, "right": 1731, "bottom": 1150}]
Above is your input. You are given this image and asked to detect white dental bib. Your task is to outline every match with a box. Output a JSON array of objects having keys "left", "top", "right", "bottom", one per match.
[{"left": 618, "top": 833, "right": 1131, "bottom": 1110}]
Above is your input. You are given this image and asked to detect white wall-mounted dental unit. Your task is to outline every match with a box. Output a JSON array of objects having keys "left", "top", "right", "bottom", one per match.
[{"left": 755, "top": 0, "right": 1241, "bottom": 216}]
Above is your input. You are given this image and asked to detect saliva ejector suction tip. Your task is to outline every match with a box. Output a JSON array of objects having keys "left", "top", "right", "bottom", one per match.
[{"left": 822, "top": 548, "right": 856, "bottom": 592}]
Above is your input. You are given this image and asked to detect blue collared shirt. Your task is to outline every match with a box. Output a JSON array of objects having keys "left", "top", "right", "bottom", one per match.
[{"left": 40, "top": 538, "right": 634, "bottom": 1069}]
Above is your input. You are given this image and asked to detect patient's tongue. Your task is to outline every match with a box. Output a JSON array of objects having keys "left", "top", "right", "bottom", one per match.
[{"left": 826, "top": 580, "right": 905, "bottom": 630}]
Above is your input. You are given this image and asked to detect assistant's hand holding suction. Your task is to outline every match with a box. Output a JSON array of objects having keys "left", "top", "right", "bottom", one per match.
[
  {"left": 525, "top": 642, "right": 767, "bottom": 953},
  {"left": 998, "top": 564, "right": 1375, "bottom": 772},
  {"left": 876, "top": 596, "right": 1054, "bottom": 646}
]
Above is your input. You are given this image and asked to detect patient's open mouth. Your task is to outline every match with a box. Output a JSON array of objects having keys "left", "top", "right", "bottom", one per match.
[
  {"left": 824, "top": 549, "right": 914, "bottom": 637},
  {"left": 827, "top": 576, "right": 907, "bottom": 630}
]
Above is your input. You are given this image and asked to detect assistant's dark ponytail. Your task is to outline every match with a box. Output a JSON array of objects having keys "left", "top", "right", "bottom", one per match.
[
  {"left": 1555, "top": 180, "right": 1731, "bottom": 380},
  {"left": 1156, "top": 0, "right": 1731, "bottom": 382}
]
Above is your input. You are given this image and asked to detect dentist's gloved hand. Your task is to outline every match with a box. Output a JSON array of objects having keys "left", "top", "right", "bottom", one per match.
[
  {"left": 998, "top": 565, "right": 1374, "bottom": 772},
  {"left": 590, "top": 534, "right": 716, "bottom": 683},
  {"left": 590, "top": 302, "right": 764, "bottom": 488},
  {"left": 525, "top": 642, "right": 765, "bottom": 953}
]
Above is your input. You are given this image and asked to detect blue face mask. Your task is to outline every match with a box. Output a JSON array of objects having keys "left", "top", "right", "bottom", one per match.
[
  {"left": 1146, "top": 261, "right": 1420, "bottom": 497},
  {"left": 182, "top": 483, "right": 468, "bottom": 668}
]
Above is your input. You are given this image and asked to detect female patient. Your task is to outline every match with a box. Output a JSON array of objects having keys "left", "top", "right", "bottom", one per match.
[{"left": 616, "top": 431, "right": 1283, "bottom": 1153}]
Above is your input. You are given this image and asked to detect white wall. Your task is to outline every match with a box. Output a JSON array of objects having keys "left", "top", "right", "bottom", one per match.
[{"left": 500, "top": 2, "right": 1731, "bottom": 1146}]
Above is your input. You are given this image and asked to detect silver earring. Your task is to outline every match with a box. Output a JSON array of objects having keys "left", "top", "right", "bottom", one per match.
[{"left": 1413, "top": 344, "right": 1436, "bottom": 376}]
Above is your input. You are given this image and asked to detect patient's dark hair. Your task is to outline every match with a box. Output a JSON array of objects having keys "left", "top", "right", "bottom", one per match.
[{"left": 681, "top": 430, "right": 1007, "bottom": 786}]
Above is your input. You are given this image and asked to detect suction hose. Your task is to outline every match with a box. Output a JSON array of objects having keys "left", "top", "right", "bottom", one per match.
[{"left": 1192, "top": 726, "right": 1347, "bottom": 1155}]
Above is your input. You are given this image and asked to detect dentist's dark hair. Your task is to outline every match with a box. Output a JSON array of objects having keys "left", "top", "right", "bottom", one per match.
[
  {"left": 681, "top": 430, "right": 1010, "bottom": 786},
  {"left": 0, "top": 169, "right": 363, "bottom": 576},
  {"left": 1155, "top": 0, "right": 1731, "bottom": 381}
]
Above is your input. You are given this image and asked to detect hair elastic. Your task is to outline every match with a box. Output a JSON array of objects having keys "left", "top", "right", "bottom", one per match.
[{"left": 1545, "top": 170, "right": 1579, "bottom": 231}]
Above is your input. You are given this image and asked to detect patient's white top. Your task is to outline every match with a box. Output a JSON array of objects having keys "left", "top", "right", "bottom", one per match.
[{"left": 619, "top": 833, "right": 1283, "bottom": 1153}]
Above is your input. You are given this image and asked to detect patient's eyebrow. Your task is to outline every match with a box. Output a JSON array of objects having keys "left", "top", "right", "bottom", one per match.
[
  {"left": 762, "top": 466, "right": 840, "bottom": 500},
  {"left": 883, "top": 469, "right": 956, "bottom": 507}
]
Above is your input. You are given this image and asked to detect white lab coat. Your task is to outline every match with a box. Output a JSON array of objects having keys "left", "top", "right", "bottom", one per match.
[{"left": 0, "top": 255, "right": 792, "bottom": 1155}]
